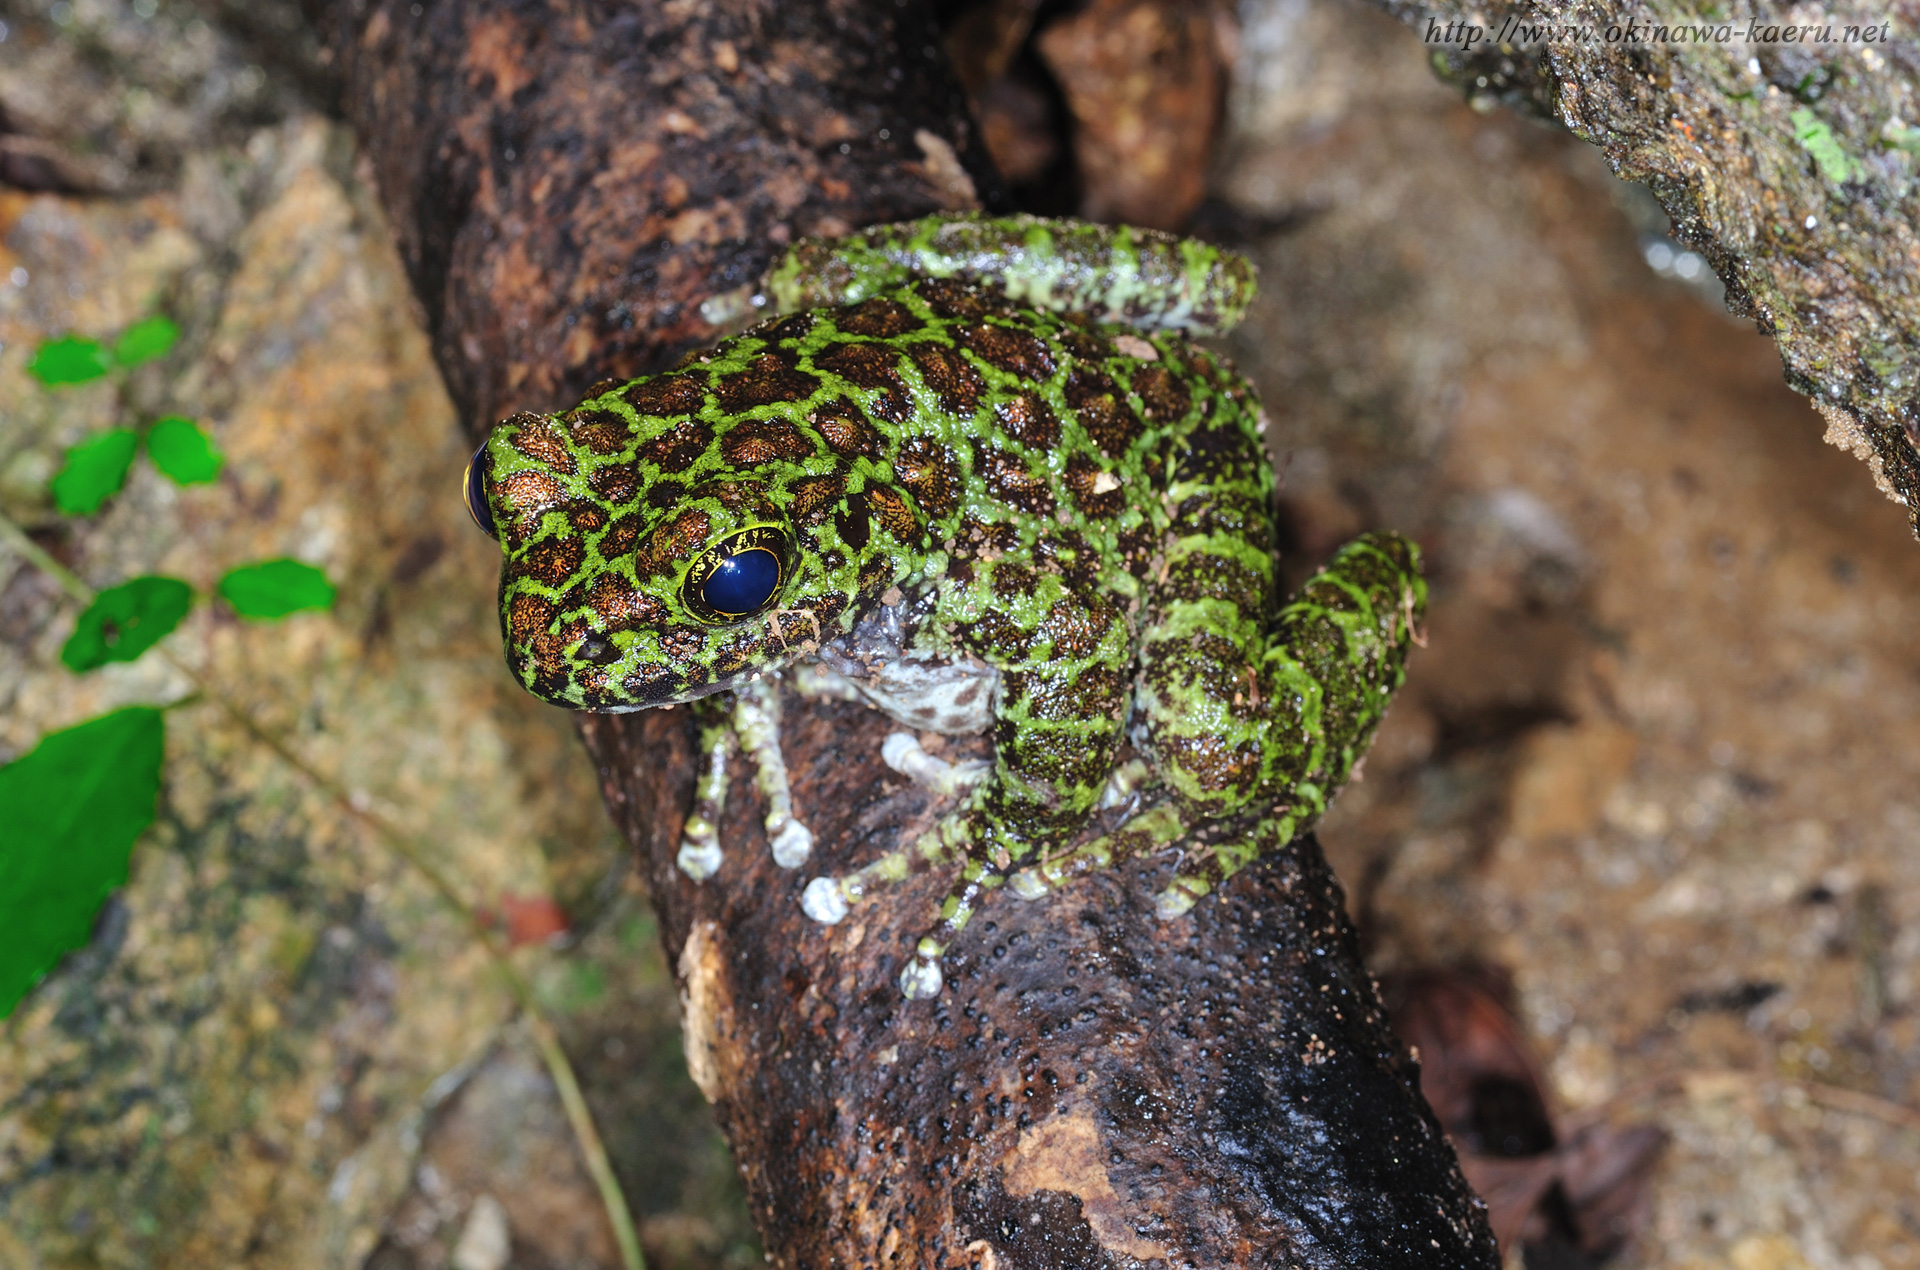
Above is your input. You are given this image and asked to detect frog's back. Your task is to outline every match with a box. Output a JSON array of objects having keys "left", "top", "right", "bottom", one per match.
[
  {"left": 498, "top": 267, "right": 1269, "bottom": 637},
  {"left": 708, "top": 276, "right": 1272, "bottom": 589}
]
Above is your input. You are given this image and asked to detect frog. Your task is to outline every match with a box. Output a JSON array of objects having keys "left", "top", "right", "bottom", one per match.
[{"left": 464, "top": 213, "right": 1426, "bottom": 998}]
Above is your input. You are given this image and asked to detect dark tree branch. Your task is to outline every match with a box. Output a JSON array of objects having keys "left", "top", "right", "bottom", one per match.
[{"left": 314, "top": 1, "right": 1499, "bottom": 1264}]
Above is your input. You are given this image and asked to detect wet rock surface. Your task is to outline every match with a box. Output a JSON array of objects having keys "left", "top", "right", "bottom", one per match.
[{"left": 1372, "top": 0, "right": 1920, "bottom": 538}]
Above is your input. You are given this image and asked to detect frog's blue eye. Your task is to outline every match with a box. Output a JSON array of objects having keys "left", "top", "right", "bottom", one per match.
[
  {"left": 463, "top": 442, "right": 497, "bottom": 539},
  {"left": 683, "top": 526, "right": 792, "bottom": 623},
  {"left": 704, "top": 549, "right": 780, "bottom": 615}
]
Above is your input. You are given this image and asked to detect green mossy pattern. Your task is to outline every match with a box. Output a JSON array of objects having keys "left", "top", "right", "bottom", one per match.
[{"left": 481, "top": 215, "right": 1423, "bottom": 989}]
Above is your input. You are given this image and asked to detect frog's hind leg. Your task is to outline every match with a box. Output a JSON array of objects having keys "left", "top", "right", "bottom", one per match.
[
  {"left": 1130, "top": 414, "right": 1283, "bottom": 829},
  {"left": 765, "top": 214, "right": 1257, "bottom": 336},
  {"left": 1254, "top": 532, "right": 1426, "bottom": 819}
]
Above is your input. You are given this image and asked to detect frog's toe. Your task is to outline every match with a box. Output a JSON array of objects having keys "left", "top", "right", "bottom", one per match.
[
  {"left": 677, "top": 819, "right": 723, "bottom": 880},
  {"left": 881, "top": 731, "right": 989, "bottom": 796},
  {"left": 898, "top": 942, "right": 946, "bottom": 998},
  {"left": 801, "top": 876, "right": 851, "bottom": 924},
  {"left": 768, "top": 815, "right": 813, "bottom": 868}
]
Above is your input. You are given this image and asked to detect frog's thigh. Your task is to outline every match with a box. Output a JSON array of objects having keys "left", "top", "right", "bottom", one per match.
[
  {"left": 1136, "top": 579, "right": 1274, "bottom": 817},
  {"left": 974, "top": 628, "right": 1132, "bottom": 850}
]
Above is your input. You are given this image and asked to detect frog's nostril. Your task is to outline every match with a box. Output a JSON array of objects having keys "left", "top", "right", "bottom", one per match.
[
  {"left": 702, "top": 547, "right": 781, "bottom": 616},
  {"left": 463, "top": 442, "right": 498, "bottom": 539}
]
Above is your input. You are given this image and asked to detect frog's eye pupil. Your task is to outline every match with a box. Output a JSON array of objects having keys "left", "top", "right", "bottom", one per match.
[
  {"left": 463, "top": 442, "right": 498, "bottom": 539},
  {"left": 702, "top": 548, "right": 781, "bottom": 617}
]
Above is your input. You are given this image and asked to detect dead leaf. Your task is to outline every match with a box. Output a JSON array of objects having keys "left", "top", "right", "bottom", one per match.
[{"left": 1384, "top": 968, "right": 1666, "bottom": 1262}]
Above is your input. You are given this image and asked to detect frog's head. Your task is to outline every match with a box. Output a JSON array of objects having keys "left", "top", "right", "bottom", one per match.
[{"left": 466, "top": 400, "right": 868, "bottom": 711}]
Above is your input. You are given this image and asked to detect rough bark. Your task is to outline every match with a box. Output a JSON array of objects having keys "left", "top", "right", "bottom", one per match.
[
  {"left": 314, "top": 1, "right": 1500, "bottom": 1265},
  {"left": 1374, "top": 0, "right": 1920, "bottom": 538}
]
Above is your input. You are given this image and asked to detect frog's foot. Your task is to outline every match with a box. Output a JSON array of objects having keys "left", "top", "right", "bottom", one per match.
[
  {"left": 798, "top": 738, "right": 986, "bottom": 924},
  {"left": 880, "top": 731, "right": 990, "bottom": 796},
  {"left": 735, "top": 677, "right": 813, "bottom": 868},
  {"left": 1148, "top": 823, "right": 1276, "bottom": 918},
  {"left": 676, "top": 679, "right": 815, "bottom": 880},
  {"left": 798, "top": 808, "right": 964, "bottom": 926},
  {"left": 1003, "top": 801, "right": 1187, "bottom": 901},
  {"left": 1152, "top": 807, "right": 1315, "bottom": 917},
  {"left": 799, "top": 806, "right": 1009, "bottom": 999},
  {"left": 899, "top": 851, "right": 1004, "bottom": 999}
]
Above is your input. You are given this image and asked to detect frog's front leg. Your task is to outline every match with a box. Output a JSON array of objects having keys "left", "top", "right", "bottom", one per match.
[
  {"left": 735, "top": 678, "right": 814, "bottom": 867},
  {"left": 804, "top": 578, "right": 1135, "bottom": 997},
  {"left": 675, "top": 698, "right": 733, "bottom": 880},
  {"left": 675, "top": 677, "right": 815, "bottom": 881}
]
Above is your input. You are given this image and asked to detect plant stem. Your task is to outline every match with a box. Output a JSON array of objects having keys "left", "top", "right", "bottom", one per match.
[
  {"left": 0, "top": 509, "right": 646, "bottom": 1270},
  {"left": 0, "top": 515, "right": 92, "bottom": 603}
]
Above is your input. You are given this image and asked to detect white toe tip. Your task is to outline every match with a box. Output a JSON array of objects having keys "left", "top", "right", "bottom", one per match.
[
  {"left": 769, "top": 819, "right": 814, "bottom": 869},
  {"left": 881, "top": 731, "right": 922, "bottom": 773},
  {"left": 898, "top": 957, "right": 944, "bottom": 999},
  {"left": 801, "top": 876, "right": 850, "bottom": 924},
  {"left": 676, "top": 838, "right": 722, "bottom": 881}
]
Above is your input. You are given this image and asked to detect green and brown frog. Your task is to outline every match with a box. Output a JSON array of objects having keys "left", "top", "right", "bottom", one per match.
[{"left": 465, "top": 214, "right": 1425, "bottom": 997}]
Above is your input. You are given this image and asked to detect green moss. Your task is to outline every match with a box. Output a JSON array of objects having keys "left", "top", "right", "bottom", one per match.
[{"left": 1791, "top": 107, "right": 1859, "bottom": 184}]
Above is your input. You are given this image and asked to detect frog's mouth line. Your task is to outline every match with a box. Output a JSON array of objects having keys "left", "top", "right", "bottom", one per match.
[{"left": 608, "top": 667, "right": 765, "bottom": 712}]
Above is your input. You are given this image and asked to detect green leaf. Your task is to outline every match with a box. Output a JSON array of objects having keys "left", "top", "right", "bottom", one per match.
[
  {"left": 111, "top": 315, "right": 180, "bottom": 368},
  {"left": 50, "top": 428, "right": 139, "bottom": 515},
  {"left": 145, "top": 415, "right": 223, "bottom": 485},
  {"left": 28, "top": 336, "right": 111, "bottom": 386},
  {"left": 60, "top": 576, "right": 194, "bottom": 672},
  {"left": 0, "top": 707, "right": 165, "bottom": 1018},
  {"left": 217, "top": 559, "right": 336, "bottom": 619}
]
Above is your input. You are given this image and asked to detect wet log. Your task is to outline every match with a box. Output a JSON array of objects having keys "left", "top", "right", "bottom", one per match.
[{"left": 313, "top": 1, "right": 1500, "bottom": 1264}]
